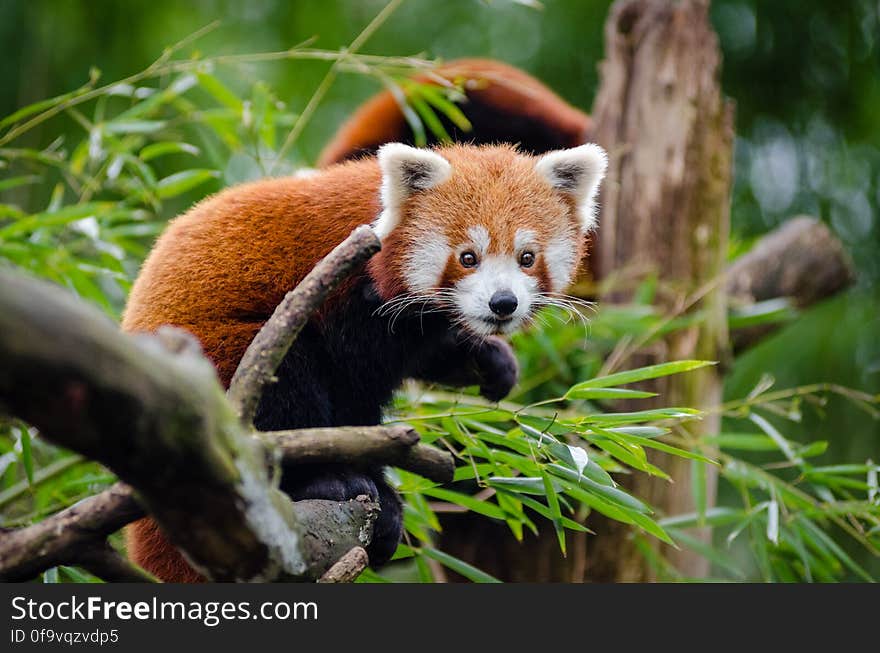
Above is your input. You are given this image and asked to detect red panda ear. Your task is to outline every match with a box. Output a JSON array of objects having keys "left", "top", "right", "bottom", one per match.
[
  {"left": 374, "top": 143, "right": 451, "bottom": 239},
  {"left": 535, "top": 143, "right": 608, "bottom": 232}
]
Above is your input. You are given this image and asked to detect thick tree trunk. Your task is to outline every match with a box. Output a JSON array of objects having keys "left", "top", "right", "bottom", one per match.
[
  {"left": 438, "top": 0, "right": 733, "bottom": 581},
  {"left": 587, "top": 0, "right": 733, "bottom": 581}
]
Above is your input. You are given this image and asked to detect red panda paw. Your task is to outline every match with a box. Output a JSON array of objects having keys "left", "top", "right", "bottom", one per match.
[
  {"left": 280, "top": 465, "right": 402, "bottom": 568},
  {"left": 475, "top": 336, "right": 519, "bottom": 403}
]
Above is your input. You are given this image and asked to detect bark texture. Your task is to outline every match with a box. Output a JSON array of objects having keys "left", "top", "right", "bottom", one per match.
[
  {"left": 0, "top": 483, "right": 144, "bottom": 582},
  {"left": 726, "top": 217, "right": 853, "bottom": 307},
  {"left": 262, "top": 425, "right": 454, "bottom": 483},
  {"left": 0, "top": 225, "right": 457, "bottom": 582},
  {"left": 318, "top": 547, "right": 370, "bottom": 583},
  {"left": 0, "top": 418, "right": 450, "bottom": 581},
  {"left": 0, "top": 269, "right": 354, "bottom": 581},
  {"left": 588, "top": 0, "right": 733, "bottom": 581}
]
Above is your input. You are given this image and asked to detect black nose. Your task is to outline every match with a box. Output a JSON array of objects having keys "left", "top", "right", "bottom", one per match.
[{"left": 489, "top": 290, "right": 518, "bottom": 318}]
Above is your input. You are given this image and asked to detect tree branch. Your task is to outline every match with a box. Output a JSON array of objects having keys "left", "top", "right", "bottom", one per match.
[
  {"left": 0, "top": 426, "right": 450, "bottom": 582},
  {"left": 0, "top": 224, "right": 454, "bottom": 583},
  {"left": 0, "top": 483, "right": 143, "bottom": 582},
  {"left": 261, "top": 425, "right": 455, "bottom": 483},
  {"left": 227, "top": 224, "right": 381, "bottom": 425},
  {"left": 317, "top": 547, "right": 369, "bottom": 583},
  {"left": 0, "top": 267, "right": 372, "bottom": 581},
  {"left": 726, "top": 216, "right": 854, "bottom": 350}
]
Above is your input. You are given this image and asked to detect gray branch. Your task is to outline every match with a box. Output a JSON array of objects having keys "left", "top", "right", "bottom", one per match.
[
  {"left": 317, "top": 547, "right": 370, "bottom": 583},
  {"left": 227, "top": 224, "right": 381, "bottom": 426},
  {"left": 75, "top": 542, "right": 158, "bottom": 583},
  {"left": 726, "top": 216, "right": 854, "bottom": 350},
  {"left": 0, "top": 264, "right": 375, "bottom": 582},
  {"left": 0, "top": 483, "right": 143, "bottom": 582},
  {"left": 0, "top": 426, "right": 451, "bottom": 582},
  {"left": 261, "top": 425, "right": 454, "bottom": 484},
  {"left": 0, "top": 237, "right": 453, "bottom": 582}
]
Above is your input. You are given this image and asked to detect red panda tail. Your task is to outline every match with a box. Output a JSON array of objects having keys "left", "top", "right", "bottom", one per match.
[{"left": 317, "top": 58, "right": 592, "bottom": 167}]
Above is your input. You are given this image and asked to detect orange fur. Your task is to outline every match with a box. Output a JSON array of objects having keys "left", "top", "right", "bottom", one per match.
[{"left": 317, "top": 58, "right": 592, "bottom": 167}]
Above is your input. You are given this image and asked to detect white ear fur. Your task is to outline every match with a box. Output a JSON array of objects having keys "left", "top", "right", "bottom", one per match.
[
  {"left": 373, "top": 143, "right": 452, "bottom": 239},
  {"left": 535, "top": 143, "right": 608, "bottom": 232}
]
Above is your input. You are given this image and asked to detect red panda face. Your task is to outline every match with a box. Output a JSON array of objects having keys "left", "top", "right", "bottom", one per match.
[{"left": 370, "top": 143, "right": 607, "bottom": 337}]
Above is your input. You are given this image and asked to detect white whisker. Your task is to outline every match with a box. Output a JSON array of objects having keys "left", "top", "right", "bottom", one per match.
[
  {"left": 374, "top": 287, "right": 457, "bottom": 334},
  {"left": 528, "top": 291, "right": 594, "bottom": 342}
]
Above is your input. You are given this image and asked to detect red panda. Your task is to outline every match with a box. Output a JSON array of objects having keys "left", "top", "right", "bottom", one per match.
[
  {"left": 318, "top": 58, "right": 593, "bottom": 167},
  {"left": 122, "top": 142, "right": 607, "bottom": 582},
  {"left": 122, "top": 58, "right": 605, "bottom": 583}
]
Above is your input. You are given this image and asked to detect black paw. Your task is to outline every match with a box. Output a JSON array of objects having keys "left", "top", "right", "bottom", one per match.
[
  {"left": 280, "top": 465, "right": 402, "bottom": 567},
  {"left": 475, "top": 336, "right": 519, "bottom": 402}
]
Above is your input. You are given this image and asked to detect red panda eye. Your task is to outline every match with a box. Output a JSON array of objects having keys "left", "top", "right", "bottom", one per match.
[
  {"left": 519, "top": 251, "right": 535, "bottom": 268},
  {"left": 460, "top": 251, "right": 478, "bottom": 268}
]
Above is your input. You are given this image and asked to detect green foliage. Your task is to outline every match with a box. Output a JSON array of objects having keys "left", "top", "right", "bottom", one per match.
[
  {"left": 371, "top": 306, "right": 878, "bottom": 583},
  {"left": 0, "top": 29, "right": 471, "bottom": 317},
  {"left": 1, "top": 10, "right": 878, "bottom": 583}
]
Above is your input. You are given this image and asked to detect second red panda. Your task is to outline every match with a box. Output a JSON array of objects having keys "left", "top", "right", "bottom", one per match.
[{"left": 318, "top": 58, "right": 593, "bottom": 166}]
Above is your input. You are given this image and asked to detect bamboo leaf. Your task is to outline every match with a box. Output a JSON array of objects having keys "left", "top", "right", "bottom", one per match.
[
  {"left": 156, "top": 169, "right": 219, "bottom": 199},
  {"left": 488, "top": 476, "right": 547, "bottom": 494},
  {"left": 749, "top": 412, "right": 802, "bottom": 464},
  {"left": 494, "top": 488, "right": 592, "bottom": 532},
  {"left": 584, "top": 407, "right": 702, "bottom": 426},
  {"left": 610, "top": 431, "right": 717, "bottom": 464},
  {"left": 766, "top": 498, "right": 779, "bottom": 545},
  {"left": 422, "top": 487, "right": 506, "bottom": 520},
  {"left": 409, "top": 93, "right": 452, "bottom": 144},
  {"left": 0, "top": 175, "right": 42, "bottom": 192},
  {"left": 420, "top": 547, "right": 501, "bottom": 583},
  {"left": 15, "top": 425, "right": 34, "bottom": 486},
  {"left": 139, "top": 141, "right": 200, "bottom": 161},
  {"left": 659, "top": 507, "right": 744, "bottom": 529},
  {"left": 565, "top": 360, "right": 715, "bottom": 396},
  {"left": 541, "top": 470, "right": 566, "bottom": 554},
  {"left": 104, "top": 120, "right": 166, "bottom": 134},
  {"left": 796, "top": 516, "right": 874, "bottom": 582},
  {"left": 0, "top": 83, "right": 94, "bottom": 130},
  {"left": 417, "top": 84, "right": 472, "bottom": 131},
  {"left": 565, "top": 387, "right": 658, "bottom": 400},
  {"left": 568, "top": 445, "right": 589, "bottom": 480},
  {"left": 547, "top": 463, "right": 651, "bottom": 513},
  {"left": 0, "top": 202, "right": 113, "bottom": 238},
  {"left": 196, "top": 72, "right": 244, "bottom": 112}
]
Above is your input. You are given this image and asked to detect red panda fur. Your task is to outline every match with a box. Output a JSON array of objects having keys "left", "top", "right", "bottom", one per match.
[{"left": 122, "top": 161, "right": 383, "bottom": 383}]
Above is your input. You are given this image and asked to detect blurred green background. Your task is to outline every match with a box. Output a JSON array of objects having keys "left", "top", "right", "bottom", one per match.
[{"left": 0, "top": 0, "right": 877, "bottom": 575}]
